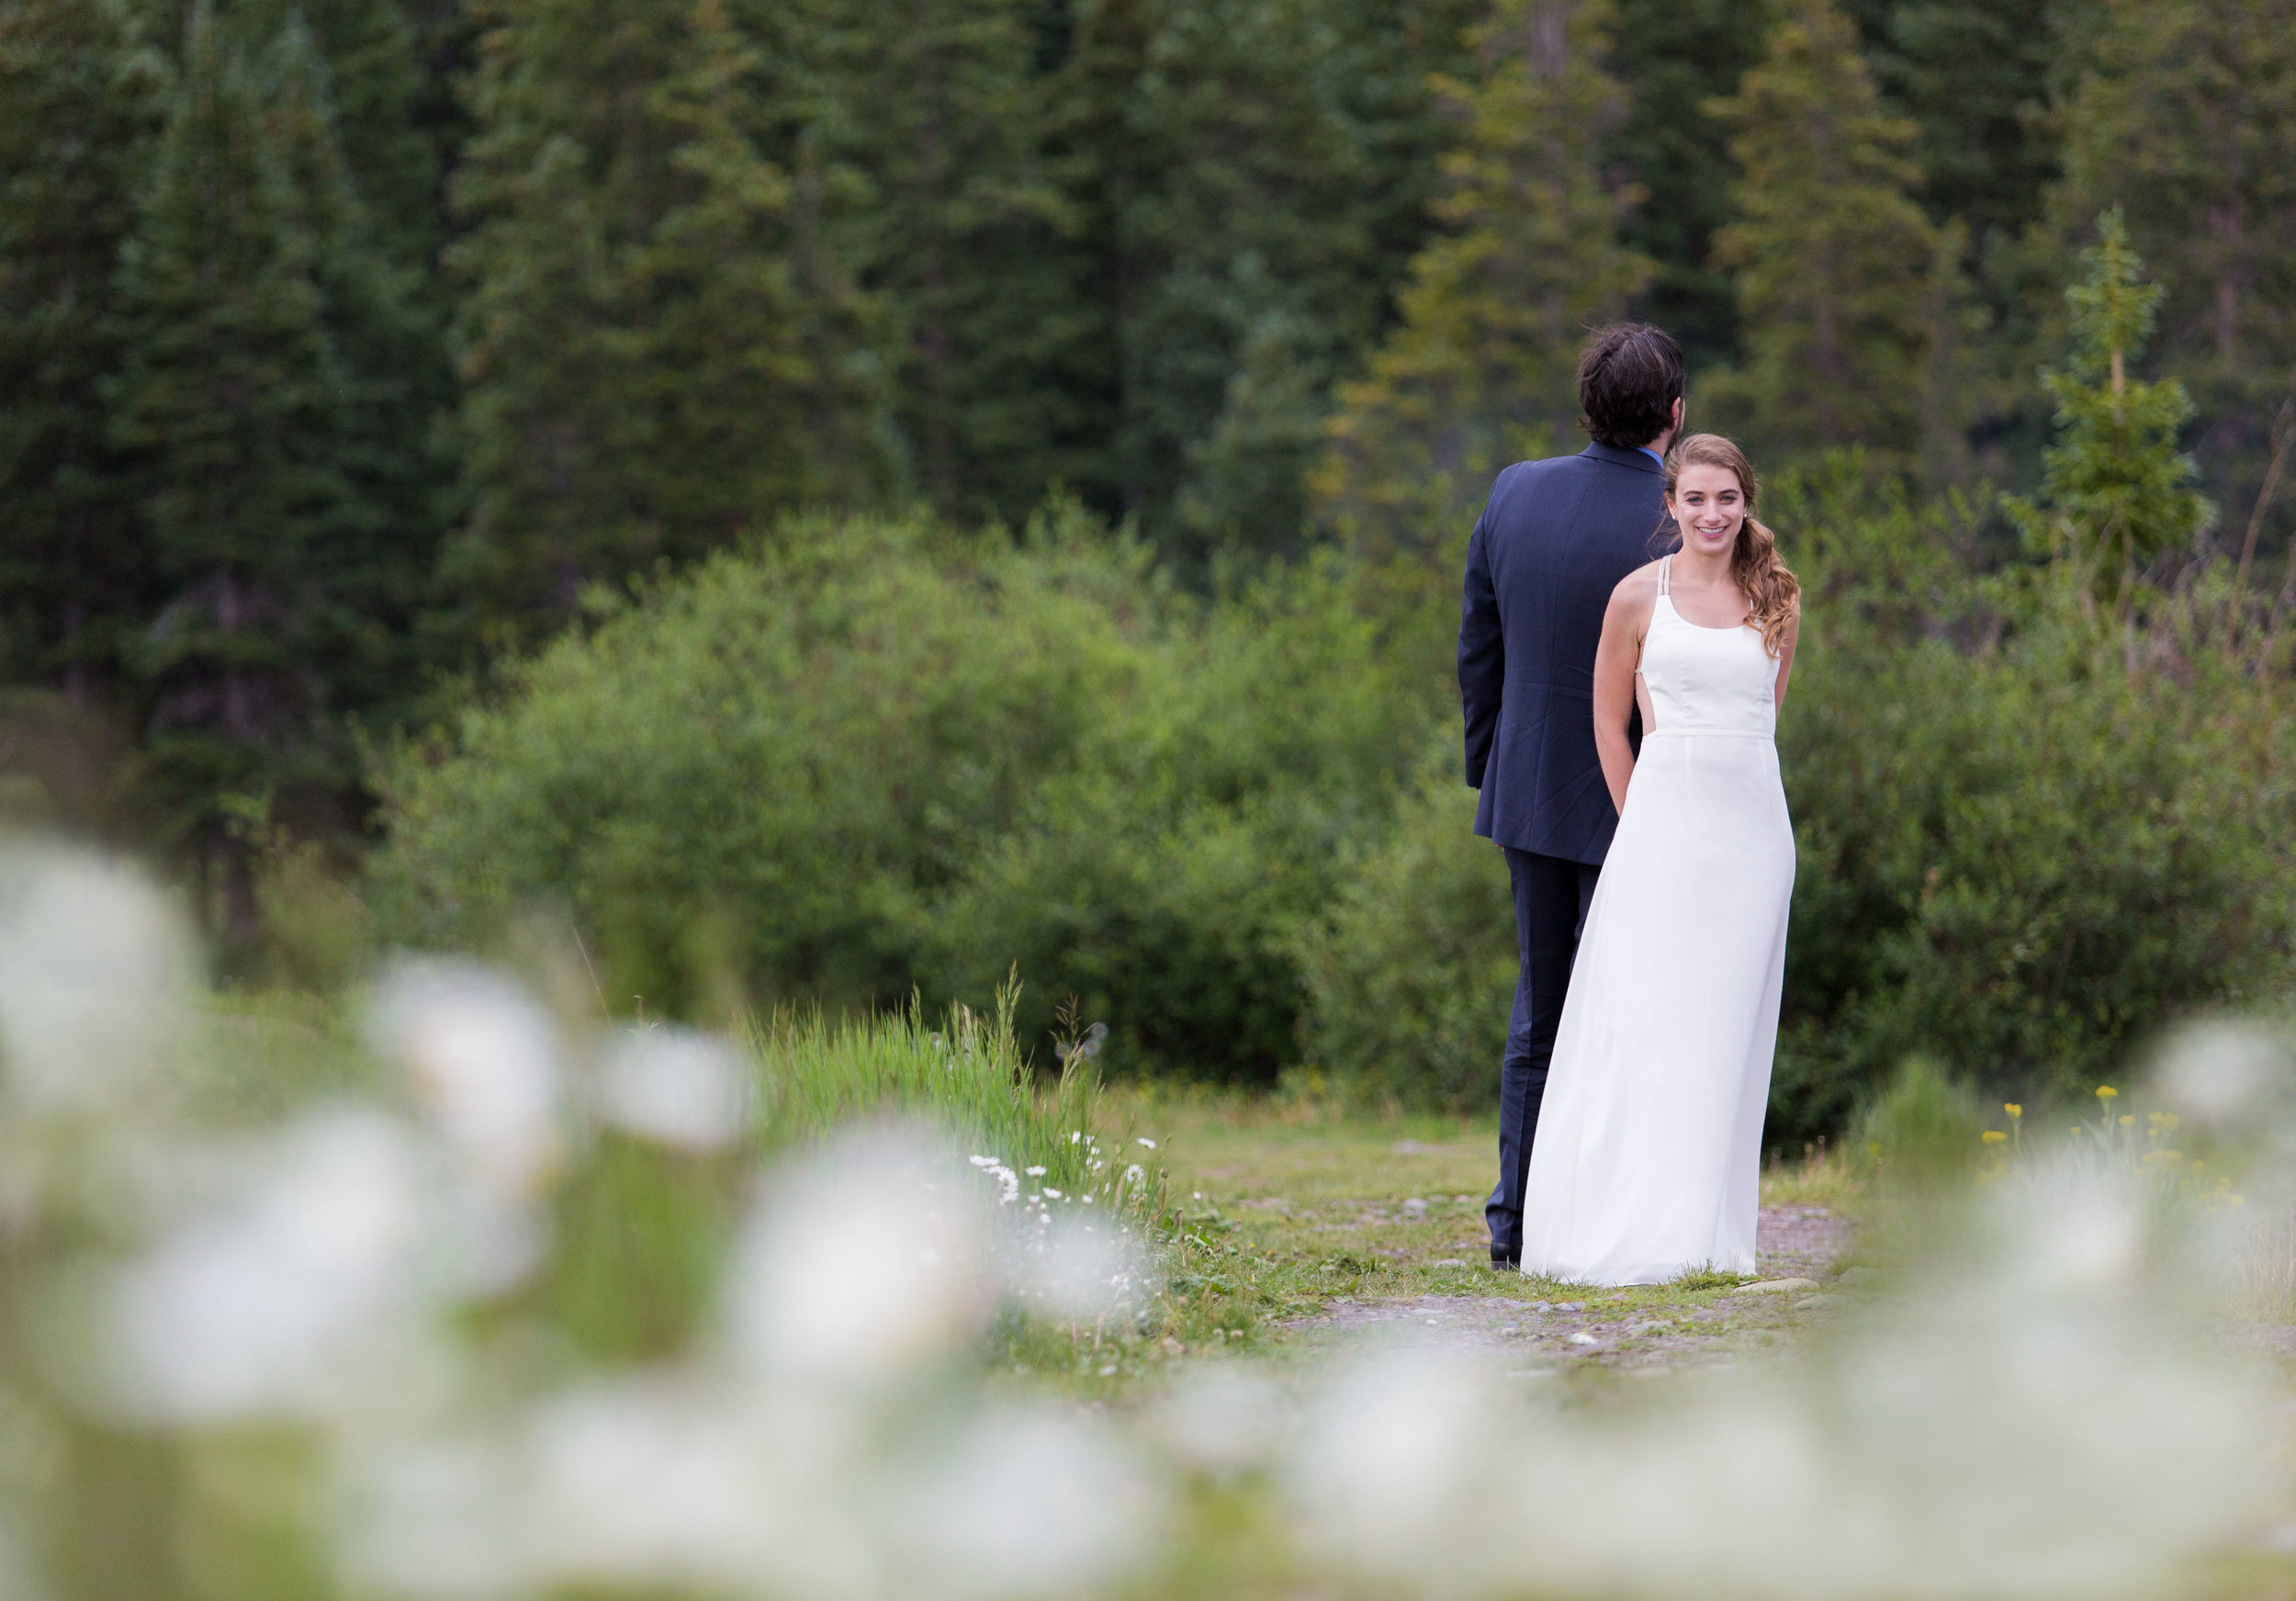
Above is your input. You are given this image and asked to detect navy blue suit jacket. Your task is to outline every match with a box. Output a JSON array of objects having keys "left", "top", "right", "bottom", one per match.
[{"left": 1459, "top": 442, "right": 1672, "bottom": 865}]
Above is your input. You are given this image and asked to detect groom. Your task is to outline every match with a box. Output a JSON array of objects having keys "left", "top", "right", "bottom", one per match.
[{"left": 1459, "top": 323, "right": 1684, "bottom": 1271}]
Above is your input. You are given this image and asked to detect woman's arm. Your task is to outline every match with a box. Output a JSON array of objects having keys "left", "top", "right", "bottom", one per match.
[
  {"left": 1593, "top": 569, "right": 1655, "bottom": 817},
  {"left": 1773, "top": 610, "right": 1801, "bottom": 713}
]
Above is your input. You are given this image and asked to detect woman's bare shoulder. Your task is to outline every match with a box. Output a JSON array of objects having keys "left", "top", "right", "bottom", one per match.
[{"left": 1606, "top": 560, "right": 1665, "bottom": 615}]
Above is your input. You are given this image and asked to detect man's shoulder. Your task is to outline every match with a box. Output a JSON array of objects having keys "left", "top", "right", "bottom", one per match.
[
  {"left": 1484, "top": 448, "right": 1593, "bottom": 520},
  {"left": 1498, "top": 447, "right": 1598, "bottom": 487}
]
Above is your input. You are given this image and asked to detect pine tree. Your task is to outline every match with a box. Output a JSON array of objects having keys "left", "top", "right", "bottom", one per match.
[
  {"left": 0, "top": 0, "right": 166, "bottom": 700},
  {"left": 2050, "top": 0, "right": 2296, "bottom": 534},
  {"left": 810, "top": 0, "right": 1085, "bottom": 524},
  {"left": 255, "top": 13, "right": 443, "bottom": 727},
  {"left": 2009, "top": 210, "right": 2211, "bottom": 613},
  {"left": 1703, "top": 0, "right": 1957, "bottom": 470},
  {"left": 107, "top": 0, "right": 365, "bottom": 934},
  {"left": 1604, "top": 0, "right": 1779, "bottom": 375},
  {"left": 444, "top": 0, "right": 891, "bottom": 635},
  {"left": 1051, "top": 0, "right": 1480, "bottom": 573},
  {"left": 1165, "top": 0, "right": 1481, "bottom": 570},
  {"left": 1311, "top": 0, "right": 1650, "bottom": 565},
  {"left": 227, "top": 0, "right": 444, "bottom": 273},
  {"left": 1840, "top": 0, "right": 2064, "bottom": 248}
]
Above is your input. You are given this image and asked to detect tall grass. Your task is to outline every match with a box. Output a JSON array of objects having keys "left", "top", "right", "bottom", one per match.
[{"left": 741, "top": 987, "right": 1152, "bottom": 1212}]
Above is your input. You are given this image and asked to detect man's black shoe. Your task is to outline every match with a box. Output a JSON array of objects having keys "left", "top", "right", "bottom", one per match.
[{"left": 1490, "top": 1248, "right": 1519, "bottom": 1271}]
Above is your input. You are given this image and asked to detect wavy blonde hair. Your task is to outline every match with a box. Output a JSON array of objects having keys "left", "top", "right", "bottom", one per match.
[{"left": 1665, "top": 433, "right": 1800, "bottom": 658}]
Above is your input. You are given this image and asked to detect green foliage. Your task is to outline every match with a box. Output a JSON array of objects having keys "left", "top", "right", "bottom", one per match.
[
  {"left": 1841, "top": 0, "right": 2065, "bottom": 250},
  {"left": 1853, "top": 1056, "right": 1985, "bottom": 1183},
  {"left": 1313, "top": 0, "right": 1650, "bottom": 562},
  {"left": 2049, "top": 0, "right": 2296, "bottom": 483},
  {"left": 812, "top": 0, "right": 1080, "bottom": 523},
  {"left": 368, "top": 506, "right": 1433, "bottom": 1079},
  {"left": 1768, "top": 466, "right": 2296, "bottom": 1146},
  {"left": 2007, "top": 212, "right": 2212, "bottom": 608},
  {"left": 1055, "top": 0, "right": 1480, "bottom": 572},
  {"left": 0, "top": 0, "right": 164, "bottom": 692},
  {"left": 443, "top": 0, "right": 894, "bottom": 638},
  {"left": 225, "top": 0, "right": 446, "bottom": 275},
  {"left": 107, "top": 1, "right": 436, "bottom": 933},
  {"left": 1705, "top": 0, "right": 1966, "bottom": 473},
  {"left": 1605, "top": 0, "right": 1778, "bottom": 373},
  {"left": 1288, "top": 751, "right": 1515, "bottom": 1111}
]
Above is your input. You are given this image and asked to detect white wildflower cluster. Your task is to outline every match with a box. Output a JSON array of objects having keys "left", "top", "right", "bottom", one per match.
[
  {"left": 967, "top": 1139, "right": 1156, "bottom": 1325},
  {"left": 968, "top": 1153, "right": 1021, "bottom": 1205}
]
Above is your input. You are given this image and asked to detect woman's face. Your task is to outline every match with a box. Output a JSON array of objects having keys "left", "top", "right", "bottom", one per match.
[{"left": 1669, "top": 462, "right": 1748, "bottom": 559}]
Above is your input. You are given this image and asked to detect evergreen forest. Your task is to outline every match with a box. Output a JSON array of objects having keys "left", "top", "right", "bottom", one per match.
[{"left": 6, "top": 0, "right": 2296, "bottom": 1128}]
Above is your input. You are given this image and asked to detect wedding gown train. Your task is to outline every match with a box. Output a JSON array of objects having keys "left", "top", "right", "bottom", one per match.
[{"left": 1518, "top": 556, "right": 1795, "bottom": 1287}]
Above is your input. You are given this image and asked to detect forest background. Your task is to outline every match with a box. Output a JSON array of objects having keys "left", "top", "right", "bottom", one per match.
[{"left": 4, "top": 0, "right": 2295, "bottom": 1141}]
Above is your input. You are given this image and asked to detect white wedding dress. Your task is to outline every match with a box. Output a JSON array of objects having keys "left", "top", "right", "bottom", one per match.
[{"left": 1518, "top": 556, "right": 1795, "bottom": 1286}]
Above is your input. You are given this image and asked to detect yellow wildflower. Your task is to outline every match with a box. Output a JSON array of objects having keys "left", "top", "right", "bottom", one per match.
[
  {"left": 2119, "top": 1114, "right": 2133, "bottom": 1127},
  {"left": 2096, "top": 1086, "right": 2119, "bottom": 1099},
  {"left": 1981, "top": 1131, "right": 2007, "bottom": 1145},
  {"left": 2004, "top": 1103, "right": 2022, "bottom": 1119}
]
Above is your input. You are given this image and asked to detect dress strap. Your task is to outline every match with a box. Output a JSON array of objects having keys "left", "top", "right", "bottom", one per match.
[{"left": 1658, "top": 555, "right": 1671, "bottom": 597}]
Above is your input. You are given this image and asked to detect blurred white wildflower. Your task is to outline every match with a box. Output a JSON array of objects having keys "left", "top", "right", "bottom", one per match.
[
  {"left": 1288, "top": 1352, "right": 1498, "bottom": 1579},
  {"left": 1150, "top": 1366, "right": 1286, "bottom": 1477},
  {"left": 895, "top": 1404, "right": 1162, "bottom": 1598},
  {"left": 2155, "top": 1020, "right": 2288, "bottom": 1128},
  {"left": 510, "top": 1381, "right": 802, "bottom": 1591},
  {"left": 339, "top": 1434, "right": 521, "bottom": 1600},
  {"left": 593, "top": 1026, "right": 753, "bottom": 1152},
  {"left": 366, "top": 963, "right": 564, "bottom": 1199},
  {"left": 96, "top": 1111, "right": 429, "bottom": 1423},
  {"left": 1000, "top": 1210, "right": 1151, "bottom": 1323},
  {"left": 731, "top": 1126, "right": 991, "bottom": 1384},
  {"left": 0, "top": 843, "right": 193, "bottom": 1118}
]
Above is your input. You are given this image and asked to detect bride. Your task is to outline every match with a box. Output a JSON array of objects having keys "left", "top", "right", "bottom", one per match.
[{"left": 1517, "top": 433, "right": 1800, "bottom": 1287}]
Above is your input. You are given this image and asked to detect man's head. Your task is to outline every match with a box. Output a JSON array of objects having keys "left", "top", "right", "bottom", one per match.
[{"left": 1575, "top": 323, "right": 1684, "bottom": 451}]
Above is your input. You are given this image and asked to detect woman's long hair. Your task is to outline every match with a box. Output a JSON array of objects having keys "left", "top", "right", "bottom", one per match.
[{"left": 1664, "top": 433, "right": 1800, "bottom": 658}]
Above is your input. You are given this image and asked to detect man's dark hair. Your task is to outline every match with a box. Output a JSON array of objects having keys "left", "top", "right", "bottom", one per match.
[{"left": 1575, "top": 323, "right": 1683, "bottom": 449}]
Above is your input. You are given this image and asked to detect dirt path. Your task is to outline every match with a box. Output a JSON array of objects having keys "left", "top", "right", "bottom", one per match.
[{"left": 1276, "top": 1206, "right": 1855, "bottom": 1369}]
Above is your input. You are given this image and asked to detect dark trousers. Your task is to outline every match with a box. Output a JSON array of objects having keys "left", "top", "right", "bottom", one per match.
[{"left": 1486, "top": 848, "right": 1602, "bottom": 1262}]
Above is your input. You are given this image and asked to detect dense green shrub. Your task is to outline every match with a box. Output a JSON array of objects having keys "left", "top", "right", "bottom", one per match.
[
  {"left": 368, "top": 507, "right": 1434, "bottom": 1080},
  {"left": 1771, "top": 493, "right": 2296, "bottom": 1144},
  {"left": 1289, "top": 751, "right": 1516, "bottom": 1112}
]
